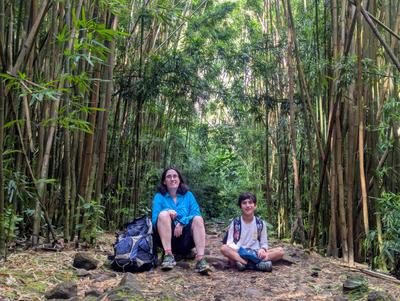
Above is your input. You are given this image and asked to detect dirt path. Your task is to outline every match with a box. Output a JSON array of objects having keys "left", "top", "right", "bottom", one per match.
[{"left": 0, "top": 228, "right": 399, "bottom": 301}]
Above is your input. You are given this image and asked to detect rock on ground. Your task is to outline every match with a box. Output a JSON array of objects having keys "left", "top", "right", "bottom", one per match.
[
  {"left": 102, "top": 272, "right": 145, "bottom": 301},
  {"left": 367, "top": 290, "right": 396, "bottom": 301},
  {"left": 45, "top": 281, "right": 77, "bottom": 299},
  {"left": 73, "top": 252, "right": 99, "bottom": 270}
]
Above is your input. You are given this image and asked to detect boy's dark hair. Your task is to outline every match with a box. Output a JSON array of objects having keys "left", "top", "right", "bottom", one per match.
[
  {"left": 157, "top": 166, "right": 189, "bottom": 196},
  {"left": 238, "top": 192, "right": 257, "bottom": 207}
]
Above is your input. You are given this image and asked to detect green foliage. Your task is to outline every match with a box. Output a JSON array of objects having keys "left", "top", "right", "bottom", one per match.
[
  {"left": 344, "top": 276, "right": 369, "bottom": 301},
  {"left": 34, "top": 178, "right": 57, "bottom": 186},
  {"left": 364, "top": 192, "right": 400, "bottom": 274},
  {"left": 4, "top": 207, "right": 23, "bottom": 244},
  {"left": 371, "top": 192, "right": 400, "bottom": 271},
  {"left": 81, "top": 199, "right": 105, "bottom": 244},
  {"left": 1, "top": 171, "right": 35, "bottom": 247},
  {"left": 382, "top": 95, "right": 400, "bottom": 124},
  {"left": 168, "top": 117, "right": 267, "bottom": 222},
  {"left": 6, "top": 173, "right": 35, "bottom": 206},
  {"left": 0, "top": 70, "right": 95, "bottom": 136},
  {"left": 109, "top": 0, "right": 279, "bottom": 227},
  {"left": 99, "top": 0, "right": 130, "bottom": 15}
]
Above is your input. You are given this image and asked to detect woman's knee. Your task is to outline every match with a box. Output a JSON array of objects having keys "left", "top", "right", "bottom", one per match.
[
  {"left": 192, "top": 216, "right": 204, "bottom": 227},
  {"left": 157, "top": 210, "right": 171, "bottom": 223}
]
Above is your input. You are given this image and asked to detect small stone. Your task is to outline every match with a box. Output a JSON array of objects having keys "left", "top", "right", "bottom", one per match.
[
  {"left": 106, "top": 286, "right": 144, "bottom": 301},
  {"left": 73, "top": 252, "right": 99, "bottom": 270},
  {"left": 244, "top": 288, "right": 263, "bottom": 298},
  {"left": 76, "top": 269, "right": 90, "bottom": 277},
  {"left": 367, "top": 290, "right": 395, "bottom": 301},
  {"left": 85, "top": 289, "right": 102, "bottom": 297},
  {"left": 205, "top": 256, "right": 230, "bottom": 270},
  {"left": 214, "top": 295, "right": 225, "bottom": 301},
  {"left": 90, "top": 271, "right": 116, "bottom": 282},
  {"left": 119, "top": 272, "right": 142, "bottom": 291},
  {"left": 311, "top": 271, "right": 319, "bottom": 277},
  {"left": 324, "top": 284, "right": 333, "bottom": 289},
  {"left": 82, "top": 296, "right": 98, "bottom": 301},
  {"left": 343, "top": 275, "right": 367, "bottom": 293},
  {"left": 45, "top": 281, "right": 77, "bottom": 299},
  {"left": 276, "top": 256, "right": 296, "bottom": 265}
]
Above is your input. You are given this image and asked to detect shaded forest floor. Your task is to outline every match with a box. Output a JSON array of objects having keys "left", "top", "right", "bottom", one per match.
[{"left": 1, "top": 224, "right": 399, "bottom": 301}]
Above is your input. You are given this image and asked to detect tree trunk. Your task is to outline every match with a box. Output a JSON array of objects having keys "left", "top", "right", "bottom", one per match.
[
  {"left": 11, "top": 0, "right": 50, "bottom": 75},
  {"left": 79, "top": 60, "right": 101, "bottom": 241},
  {"left": 346, "top": 82, "right": 357, "bottom": 266},
  {"left": 356, "top": 0, "right": 369, "bottom": 238},
  {"left": 264, "top": 106, "right": 272, "bottom": 221},
  {"left": 33, "top": 0, "right": 83, "bottom": 245},
  {"left": 0, "top": 80, "right": 5, "bottom": 257},
  {"left": 328, "top": 130, "right": 338, "bottom": 257},
  {"left": 285, "top": 0, "right": 306, "bottom": 246},
  {"left": 335, "top": 103, "right": 348, "bottom": 262},
  {"left": 95, "top": 14, "right": 118, "bottom": 199}
]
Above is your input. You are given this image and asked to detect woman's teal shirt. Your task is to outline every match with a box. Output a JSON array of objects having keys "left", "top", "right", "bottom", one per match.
[{"left": 151, "top": 191, "right": 201, "bottom": 227}]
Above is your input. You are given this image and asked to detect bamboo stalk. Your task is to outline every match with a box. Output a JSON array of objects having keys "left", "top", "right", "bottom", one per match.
[
  {"left": 349, "top": 0, "right": 400, "bottom": 71},
  {"left": 285, "top": 0, "right": 306, "bottom": 246},
  {"left": 11, "top": 0, "right": 50, "bottom": 75},
  {"left": 356, "top": 0, "right": 369, "bottom": 237}
]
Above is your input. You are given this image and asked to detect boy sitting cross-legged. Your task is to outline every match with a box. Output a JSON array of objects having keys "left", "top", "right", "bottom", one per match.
[{"left": 220, "top": 192, "right": 284, "bottom": 272}]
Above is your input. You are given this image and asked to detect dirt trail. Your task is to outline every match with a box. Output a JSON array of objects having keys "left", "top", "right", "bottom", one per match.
[{"left": 0, "top": 227, "right": 399, "bottom": 301}]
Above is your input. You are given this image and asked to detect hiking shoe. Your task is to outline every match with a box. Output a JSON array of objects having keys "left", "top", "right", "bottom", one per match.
[
  {"left": 255, "top": 260, "right": 272, "bottom": 272},
  {"left": 195, "top": 258, "right": 211, "bottom": 274},
  {"left": 236, "top": 261, "right": 246, "bottom": 271},
  {"left": 161, "top": 254, "right": 176, "bottom": 271}
]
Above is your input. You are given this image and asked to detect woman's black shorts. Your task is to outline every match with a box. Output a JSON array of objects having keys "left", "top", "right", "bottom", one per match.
[{"left": 153, "top": 220, "right": 195, "bottom": 255}]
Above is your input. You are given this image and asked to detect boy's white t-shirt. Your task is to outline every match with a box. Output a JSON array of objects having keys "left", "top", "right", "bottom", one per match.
[{"left": 226, "top": 216, "right": 269, "bottom": 251}]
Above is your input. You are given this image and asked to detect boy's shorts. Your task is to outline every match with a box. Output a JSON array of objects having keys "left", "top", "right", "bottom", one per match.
[{"left": 154, "top": 220, "right": 195, "bottom": 255}]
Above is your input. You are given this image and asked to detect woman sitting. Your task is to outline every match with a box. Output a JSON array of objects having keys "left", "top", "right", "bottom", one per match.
[{"left": 152, "top": 167, "right": 211, "bottom": 274}]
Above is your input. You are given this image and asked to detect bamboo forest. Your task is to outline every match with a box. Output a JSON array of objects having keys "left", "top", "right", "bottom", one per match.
[{"left": 0, "top": 0, "right": 399, "bottom": 300}]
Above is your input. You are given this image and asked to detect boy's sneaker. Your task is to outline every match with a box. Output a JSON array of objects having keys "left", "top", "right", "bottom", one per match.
[
  {"left": 255, "top": 260, "right": 272, "bottom": 272},
  {"left": 236, "top": 261, "right": 246, "bottom": 271},
  {"left": 195, "top": 258, "right": 211, "bottom": 274},
  {"left": 161, "top": 254, "right": 176, "bottom": 271}
]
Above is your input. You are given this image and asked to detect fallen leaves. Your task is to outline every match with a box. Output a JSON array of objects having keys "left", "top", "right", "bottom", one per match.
[{"left": 0, "top": 231, "right": 399, "bottom": 301}]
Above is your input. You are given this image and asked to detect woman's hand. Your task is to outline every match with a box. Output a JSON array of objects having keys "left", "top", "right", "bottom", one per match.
[
  {"left": 174, "top": 223, "right": 183, "bottom": 237},
  {"left": 167, "top": 210, "right": 177, "bottom": 220},
  {"left": 257, "top": 248, "right": 268, "bottom": 260}
]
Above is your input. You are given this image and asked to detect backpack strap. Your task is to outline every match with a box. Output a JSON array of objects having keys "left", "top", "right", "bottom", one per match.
[
  {"left": 232, "top": 216, "right": 241, "bottom": 244},
  {"left": 255, "top": 217, "right": 263, "bottom": 242},
  {"left": 224, "top": 216, "right": 263, "bottom": 244}
]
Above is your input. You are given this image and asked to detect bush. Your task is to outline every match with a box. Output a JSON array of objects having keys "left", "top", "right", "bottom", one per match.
[{"left": 373, "top": 192, "right": 400, "bottom": 275}]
